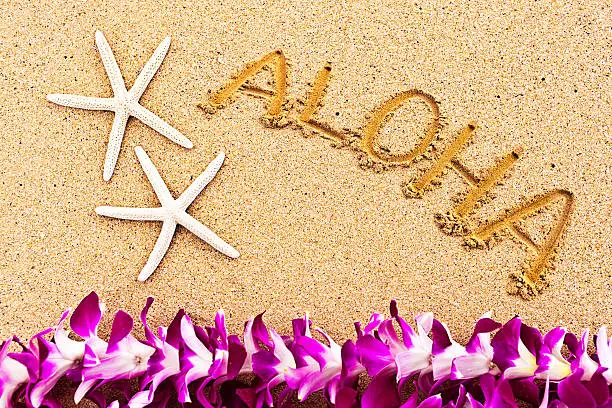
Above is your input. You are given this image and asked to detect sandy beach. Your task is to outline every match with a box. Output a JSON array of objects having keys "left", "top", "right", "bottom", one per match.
[{"left": 0, "top": 0, "right": 610, "bottom": 369}]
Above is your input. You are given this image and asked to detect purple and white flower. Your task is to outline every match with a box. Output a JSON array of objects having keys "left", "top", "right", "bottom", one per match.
[
  {"left": 430, "top": 319, "right": 466, "bottom": 380},
  {"left": 491, "top": 317, "right": 539, "bottom": 380},
  {"left": 535, "top": 327, "right": 571, "bottom": 381},
  {"left": 0, "top": 293, "right": 611, "bottom": 407},
  {"left": 291, "top": 324, "right": 355, "bottom": 403},
  {"left": 0, "top": 338, "right": 29, "bottom": 408},
  {"left": 30, "top": 292, "right": 107, "bottom": 407},
  {"left": 596, "top": 326, "right": 612, "bottom": 384},
  {"left": 451, "top": 313, "right": 501, "bottom": 380},
  {"left": 569, "top": 329, "right": 599, "bottom": 381},
  {"left": 357, "top": 301, "right": 434, "bottom": 383},
  {"left": 76, "top": 309, "right": 155, "bottom": 403},
  {"left": 252, "top": 326, "right": 297, "bottom": 406}
]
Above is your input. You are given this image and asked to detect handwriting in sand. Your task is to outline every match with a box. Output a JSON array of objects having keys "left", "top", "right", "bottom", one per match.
[{"left": 199, "top": 51, "right": 574, "bottom": 298}]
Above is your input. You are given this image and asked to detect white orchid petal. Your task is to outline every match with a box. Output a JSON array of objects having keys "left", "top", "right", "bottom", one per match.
[
  {"left": 180, "top": 317, "right": 213, "bottom": 366},
  {"left": 453, "top": 353, "right": 492, "bottom": 379},
  {"left": 54, "top": 327, "right": 85, "bottom": 361},
  {"left": 597, "top": 326, "right": 612, "bottom": 384},
  {"left": 513, "top": 340, "right": 537, "bottom": 375},
  {"left": 74, "top": 379, "right": 98, "bottom": 404},
  {"left": 504, "top": 365, "right": 538, "bottom": 380},
  {"left": 271, "top": 328, "right": 296, "bottom": 371},
  {"left": 433, "top": 342, "right": 466, "bottom": 380},
  {"left": 395, "top": 349, "right": 431, "bottom": 381}
]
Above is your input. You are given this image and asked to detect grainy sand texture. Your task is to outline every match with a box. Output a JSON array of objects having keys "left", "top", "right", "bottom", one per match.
[{"left": 0, "top": 0, "right": 610, "bottom": 360}]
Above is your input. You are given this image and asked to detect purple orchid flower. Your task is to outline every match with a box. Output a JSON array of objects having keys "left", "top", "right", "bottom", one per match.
[
  {"left": 355, "top": 313, "right": 395, "bottom": 378},
  {"left": 479, "top": 374, "right": 518, "bottom": 407},
  {"left": 30, "top": 292, "right": 107, "bottom": 408},
  {"left": 556, "top": 368, "right": 612, "bottom": 407},
  {"left": 451, "top": 313, "right": 502, "bottom": 380},
  {"left": 333, "top": 339, "right": 364, "bottom": 403},
  {"left": 357, "top": 303, "right": 436, "bottom": 407},
  {"left": 290, "top": 326, "right": 345, "bottom": 402},
  {"left": 491, "top": 317, "right": 540, "bottom": 380},
  {"left": 177, "top": 308, "right": 249, "bottom": 406},
  {"left": 252, "top": 327, "right": 297, "bottom": 407},
  {"left": 207, "top": 309, "right": 231, "bottom": 381},
  {"left": 240, "top": 313, "right": 273, "bottom": 375},
  {"left": 459, "top": 374, "right": 517, "bottom": 408},
  {"left": 535, "top": 327, "right": 571, "bottom": 381},
  {"left": 365, "top": 301, "right": 434, "bottom": 382},
  {"left": 569, "top": 329, "right": 599, "bottom": 381},
  {"left": 283, "top": 313, "right": 363, "bottom": 404},
  {"left": 206, "top": 308, "right": 249, "bottom": 387},
  {"left": 596, "top": 326, "right": 612, "bottom": 384},
  {"left": 386, "top": 306, "right": 434, "bottom": 382},
  {"left": 76, "top": 309, "right": 155, "bottom": 404},
  {"left": 178, "top": 307, "right": 249, "bottom": 407},
  {"left": 0, "top": 338, "right": 29, "bottom": 408},
  {"left": 211, "top": 311, "right": 249, "bottom": 404},
  {"left": 430, "top": 319, "right": 467, "bottom": 381},
  {"left": 282, "top": 314, "right": 321, "bottom": 396},
  {"left": 129, "top": 297, "right": 181, "bottom": 407},
  {"left": 176, "top": 314, "right": 214, "bottom": 403},
  {"left": 6, "top": 333, "right": 48, "bottom": 407}
]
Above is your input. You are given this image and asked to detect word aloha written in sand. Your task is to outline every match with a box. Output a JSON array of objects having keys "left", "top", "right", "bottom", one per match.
[{"left": 198, "top": 50, "right": 574, "bottom": 298}]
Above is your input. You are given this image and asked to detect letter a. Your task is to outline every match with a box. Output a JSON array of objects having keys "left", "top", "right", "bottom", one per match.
[
  {"left": 467, "top": 190, "right": 574, "bottom": 297},
  {"left": 203, "top": 50, "right": 288, "bottom": 126}
]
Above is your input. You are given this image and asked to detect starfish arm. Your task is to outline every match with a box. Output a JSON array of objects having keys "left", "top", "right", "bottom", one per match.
[
  {"left": 129, "top": 37, "right": 171, "bottom": 102},
  {"left": 134, "top": 146, "right": 175, "bottom": 206},
  {"left": 95, "top": 206, "right": 166, "bottom": 221},
  {"left": 103, "top": 110, "right": 129, "bottom": 181},
  {"left": 46, "top": 94, "right": 116, "bottom": 111},
  {"left": 95, "top": 30, "right": 128, "bottom": 96},
  {"left": 138, "top": 220, "right": 177, "bottom": 281},
  {"left": 177, "top": 152, "right": 225, "bottom": 210},
  {"left": 177, "top": 212, "right": 240, "bottom": 259},
  {"left": 129, "top": 104, "right": 193, "bottom": 148}
]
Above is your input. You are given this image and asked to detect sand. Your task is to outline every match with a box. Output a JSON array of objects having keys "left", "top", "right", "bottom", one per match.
[{"left": 0, "top": 0, "right": 610, "bottom": 362}]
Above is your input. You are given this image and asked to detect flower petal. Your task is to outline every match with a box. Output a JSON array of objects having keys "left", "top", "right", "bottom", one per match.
[
  {"left": 70, "top": 291, "right": 102, "bottom": 339},
  {"left": 107, "top": 310, "right": 133, "bottom": 354},
  {"left": 557, "top": 369, "right": 596, "bottom": 408},
  {"left": 356, "top": 335, "right": 394, "bottom": 377},
  {"left": 361, "top": 365, "right": 400, "bottom": 408}
]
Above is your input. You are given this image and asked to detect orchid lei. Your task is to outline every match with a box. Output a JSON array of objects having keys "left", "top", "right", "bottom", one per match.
[{"left": 1, "top": 293, "right": 610, "bottom": 407}]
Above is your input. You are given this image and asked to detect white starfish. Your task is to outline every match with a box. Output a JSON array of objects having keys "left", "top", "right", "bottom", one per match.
[
  {"left": 48, "top": 30, "right": 193, "bottom": 181},
  {"left": 95, "top": 146, "right": 239, "bottom": 281}
]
